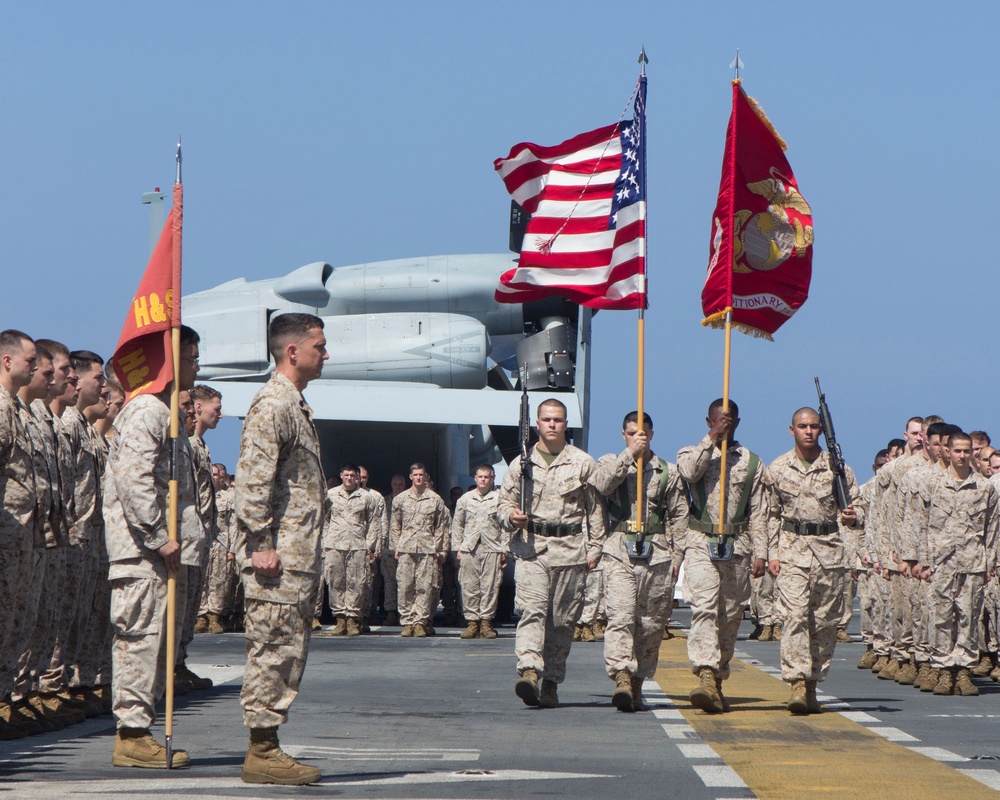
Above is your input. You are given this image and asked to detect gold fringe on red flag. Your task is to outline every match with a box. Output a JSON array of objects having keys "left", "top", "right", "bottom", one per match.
[
  {"left": 745, "top": 94, "right": 788, "bottom": 151},
  {"left": 701, "top": 313, "right": 775, "bottom": 341}
]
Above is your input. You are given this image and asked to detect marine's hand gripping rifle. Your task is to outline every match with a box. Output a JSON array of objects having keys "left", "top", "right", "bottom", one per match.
[
  {"left": 519, "top": 365, "right": 533, "bottom": 517},
  {"left": 814, "top": 377, "right": 851, "bottom": 511}
]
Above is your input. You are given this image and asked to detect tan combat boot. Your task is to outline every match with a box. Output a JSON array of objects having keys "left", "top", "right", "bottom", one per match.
[
  {"left": 715, "top": 675, "right": 732, "bottom": 713},
  {"left": 857, "top": 648, "right": 879, "bottom": 669},
  {"left": 34, "top": 692, "right": 85, "bottom": 724},
  {"left": 689, "top": 667, "right": 723, "bottom": 713},
  {"left": 877, "top": 658, "right": 901, "bottom": 681},
  {"left": 913, "top": 662, "right": 931, "bottom": 690},
  {"left": 933, "top": 668, "right": 955, "bottom": 696},
  {"left": 515, "top": 668, "right": 540, "bottom": 707},
  {"left": 919, "top": 667, "right": 940, "bottom": 692},
  {"left": 345, "top": 618, "right": 362, "bottom": 637},
  {"left": 242, "top": 727, "right": 319, "bottom": 785},
  {"left": 972, "top": 653, "right": 995, "bottom": 677},
  {"left": 61, "top": 689, "right": 102, "bottom": 717},
  {"left": 400, "top": 625, "right": 414, "bottom": 638},
  {"left": 413, "top": 623, "right": 428, "bottom": 638},
  {"left": 480, "top": 620, "right": 498, "bottom": 639},
  {"left": 592, "top": 620, "right": 606, "bottom": 641},
  {"left": 176, "top": 663, "right": 213, "bottom": 690},
  {"left": 896, "top": 659, "right": 918, "bottom": 686},
  {"left": 580, "top": 625, "right": 596, "bottom": 643},
  {"left": 836, "top": 628, "right": 852, "bottom": 643},
  {"left": 112, "top": 727, "right": 190, "bottom": 769},
  {"left": 611, "top": 670, "right": 634, "bottom": 713},
  {"left": 310, "top": 617, "right": 322, "bottom": 631},
  {"left": 573, "top": 625, "right": 583, "bottom": 642},
  {"left": 805, "top": 680, "right": 823, "bottom": 714},
  {"left": 871, "top": 655, "right": 890, "bottom": 673},
  {"left": 630, "top": 676, "right": 648, "bottom": 711},
  {"left": 460, "top": 620, "right": 479, "bottom": 639},
  {"left": 0, "top": 699, "right": 36, "bottom": 738},
  {"left": 758, "top": 624, "right": 774, "bottom": 642},
  {"left": 207, "top": 613, "right": 225, "bottom": 634},
  {"left": 787, "top": 680, "right": 809, "bottom": 715},
  {"left": 991, "top": 663, "right": 1000, "bottom": 682},
  {"left": 194, "top": 614, "right": 209, "bottom": 634},
  {"left": 538, "top": 680, "right": 559, "bottom": 708},
  {"left": 16, "top": 697, "right": 62, "bottom": 732},
  {"left": 331, "top": 616, "right": 347, "bottom": 636},
  {"left": 956, "top": 668, "right": 980, "bottom": 696}
]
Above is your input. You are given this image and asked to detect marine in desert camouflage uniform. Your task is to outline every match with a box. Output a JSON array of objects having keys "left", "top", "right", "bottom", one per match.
[
  {"left": 235, "top": 313, "right": 329, "bottom": 786},
  {"left": 591, "top": 411, "right": 688, "bottom": 713},
  {"left": 768, "top": 407, "right": 861, "bottom": 715},
  {"left": 498, "top": 398, "right": 605, "bottom": 709},
  {"left": 104, "top": 326, "right": 201, "bottom": 768},
  {"left": 677, "top": 399, "right": 769, "bottom": 714},
  {"left": 453, "top": 465, "right": 507, "bottom": 640}
]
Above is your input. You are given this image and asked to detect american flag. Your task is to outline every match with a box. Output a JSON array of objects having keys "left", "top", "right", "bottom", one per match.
[{"left": 493, "top": 76, "right": 646, "bottom": 310}]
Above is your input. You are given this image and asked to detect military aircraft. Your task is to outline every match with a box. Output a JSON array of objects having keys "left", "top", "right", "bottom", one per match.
[{"left": 183, "top": 252, "right": 593, "bottom": 494}]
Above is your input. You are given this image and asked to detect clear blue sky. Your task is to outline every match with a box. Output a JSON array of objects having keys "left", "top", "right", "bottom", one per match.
[{"left": 2, "top": 3, "right": 996, "bottom": 479}]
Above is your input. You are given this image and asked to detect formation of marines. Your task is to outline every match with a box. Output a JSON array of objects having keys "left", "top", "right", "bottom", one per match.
[{"left": 2, "top": 314, "right": 997, "bottom": 787}]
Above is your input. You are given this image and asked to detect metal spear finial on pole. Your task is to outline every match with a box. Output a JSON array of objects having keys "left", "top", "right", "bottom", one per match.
[
  {"left": 729, "top": 50, "right": 745, "bottom": 82},
  {"left": 638, "top": 46, "right": 648, "bottom": 76},
  {"left": 175, "top": 136, "right": 182, "bottom": 185}
]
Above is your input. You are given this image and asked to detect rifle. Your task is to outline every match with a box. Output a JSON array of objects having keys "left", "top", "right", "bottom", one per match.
[
  {"left": 518, "top": 364, "right": 533, "bottom": 516},
  {"left": 814, "top": 377, "right": 851, "bottom": 511}
]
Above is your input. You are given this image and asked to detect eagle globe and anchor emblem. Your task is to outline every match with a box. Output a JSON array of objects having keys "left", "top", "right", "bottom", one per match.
[{"left": 732, "top": 166, "right": 814, "bottom": 273}]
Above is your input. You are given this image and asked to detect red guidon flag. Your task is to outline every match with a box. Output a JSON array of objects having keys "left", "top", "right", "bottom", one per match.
[
  {"left": 702, "top": 82, "right": 813, "bottom": 339},
  {"left": 493, "top": 77, "right": 647, "bottom": 309},
  {"left": 112, "top": 182, "right": 182, "bottom": 401}
]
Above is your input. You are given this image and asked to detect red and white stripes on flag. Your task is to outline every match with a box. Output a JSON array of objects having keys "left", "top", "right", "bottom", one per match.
[{"left": 493, "top": 118, "right": 646, "bottom": 310}]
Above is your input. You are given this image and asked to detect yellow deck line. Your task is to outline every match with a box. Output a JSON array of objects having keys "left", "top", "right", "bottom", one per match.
[{"left": 654, "top": 637, "right": 998, "bottom": 799}]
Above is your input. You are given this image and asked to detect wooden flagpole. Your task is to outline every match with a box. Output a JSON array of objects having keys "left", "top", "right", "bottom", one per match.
[
  {"left": 716, "top": 308, "right": 733, "bottom": 533},
  {"left": 164, "top": 139, "right": 182, "bottom": 767},
  {"left": 633, "top": 49, "right": 648, "bottom": 535}
]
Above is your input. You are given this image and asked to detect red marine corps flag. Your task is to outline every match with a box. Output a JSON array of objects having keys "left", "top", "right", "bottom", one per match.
[
  {"left": 111, "top": 178, "right": 183, "bottom": 401},
  {"left": 701, "top": 79, "right": 813, "bottom": 340}
]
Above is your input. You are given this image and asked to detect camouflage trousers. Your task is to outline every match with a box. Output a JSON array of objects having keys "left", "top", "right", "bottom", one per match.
[
  {"left": 110, "top": 568, "right": 188, "bottom": 730},
  {"left": 323, "top": 548, "right": 373, "bottom": 618},
  {"left": 867, "top": 569, "right": 892, "bottom": 655},
  {"left": 366, "top": 558, "right": 383, "bottom": 617},
  {"left": 750, "top": 570, "right": 776, "bottom": 626},
  {"left": 198, "top": 540, "right": 237, "bottom": 617},
  {"left": 889, "top": 571, "right": 917, "bottom": 661},
  {"left": 11, "top": 548, "right": 48, "bottom": 698},
  {"left": 177, "top": 565, "right": 202, "bottom": 665},
  {"left": 381, "top": 552, "right": 399, "bottom": 612},
  {"left": 0, "top": 546, "right": 36, "bottom": 698},
  {"left": 458, "top": 550, "right": 503, "bottom": 622},
  {"left": 579, "top": 561, "right": 605, "bottom": 626},
  {"left": 777, "top": 557, "right": 845, "bottom": 683},
  {"left": 839, "top": 571, "right": 857, "bottom": 630},
  {"left": 78, "top": 551, "right": 112, "bottom": 687},
  {"left": 683, "top": 545, "right": 750, "bottom": 681},
  {"left": 856, "top": 569, "right": 874, "bottom": 644},
  {"left": 67, "top": 542, "right": 102, "bottom": 688},
  {"left": 928, "top": 567, "right": 983, "bottom": 669},
  {"left": 39, "top": 544, "right": 86, "bottom": 693},
  {"left": 241, "top": 572, "right": 315, "bottom": 729},
  {"left": 913, "top": 576, "right": 933, "bottom": 663},
  {"left": 603, "top": 556, "right": 673, "bottom": 679},
  {"left": 984, "top": 577, "right": 1000, "bottom": 653},
  {"left": 15, "top": 548, "right": 65, "bottom": 697},
  {"left": 513, "top": 557, "right": 586, "bottom": 684},
  {"left": 396, "top": 553, "right": 440, "bottom": 627}
]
